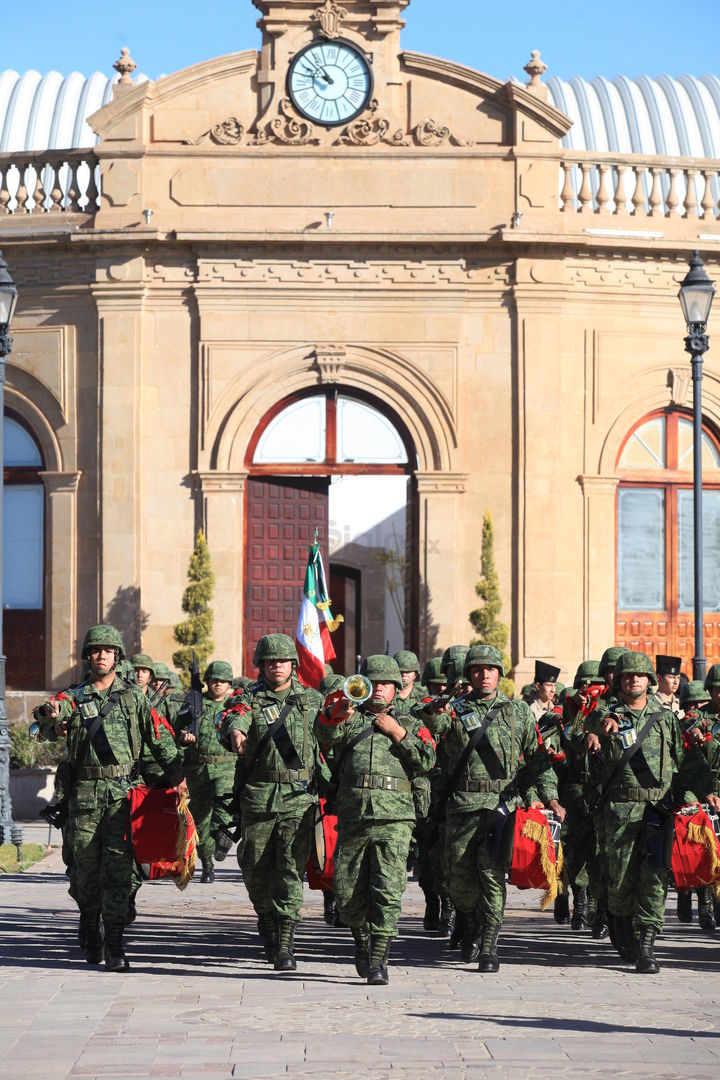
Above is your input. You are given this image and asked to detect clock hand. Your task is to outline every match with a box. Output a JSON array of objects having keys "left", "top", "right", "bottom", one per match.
[{"left": 320, "top": 68, "right": 335, "bottom": 85}]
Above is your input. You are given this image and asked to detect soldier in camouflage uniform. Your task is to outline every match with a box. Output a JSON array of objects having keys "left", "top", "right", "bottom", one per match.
[
  {"left": 392, "top": 650, "right": 428, "bottom": 716},
  {"left": 593, "top": 651, "right": 718, "bottom": 972},
  {"left": 131, "top": 654, "right": 154, "bottom": 695},
  {"left": 221, "top": 634, "right": 324, "bottom": 972},
  {"left": 178, "top": 660, "right": 235, "bottom": 883},
  {"left": 32, "top": 625, "right": 185, "bottom": 971},
  {"left": 317, "top": 654, "right": 436, "bottom": 985},
  {"left": 419, "top": 644, "right": 563, "bottom": 973}
]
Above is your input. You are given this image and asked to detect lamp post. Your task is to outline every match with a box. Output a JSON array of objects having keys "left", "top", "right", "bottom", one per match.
[
  {"left": 0, "top": 249, "right": 22, "bottom": 850},
  {"left": 678, "top": 250, "right": 715, "bottom": 683}
]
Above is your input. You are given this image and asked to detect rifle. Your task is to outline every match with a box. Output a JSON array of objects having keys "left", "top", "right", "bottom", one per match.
[{"left": 176, "top": 653, "right": 203, "bottom": 740}]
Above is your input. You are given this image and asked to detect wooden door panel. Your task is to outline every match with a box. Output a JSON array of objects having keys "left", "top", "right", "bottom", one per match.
[
  {"left": 244, "top": 477, "right": 329, "bottom": 676},
  {"left": 5, "top": 609, "right": 45, "bottom": 689},
  {"left": 616, "top": 612, "right": 720, "bottom": 674}
]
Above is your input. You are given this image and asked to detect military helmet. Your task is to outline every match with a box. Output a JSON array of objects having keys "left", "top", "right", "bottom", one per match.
[
  {"left": 252, "top": 634, "right": 298, "bottom": 667},
  {"left": 232, "top": 675, "right": 253, "bottom": 691},
  {"left": 599, "top": 646, "right": 629, "bottom": 680},
  {"left": 612, "top": 650, "right": 658, "bottom": 690},
  {"left": 441, "top": 645, "right": 469, "bottom": 684},
  {"left": 555, "top": 681, "right": 566, "bottom": 696},
  {"left": 81, "top": 624, "right": 126, "bottom": 661},
  {"left": 319, "top": 674, "right": 345, "bottom": 696},
  {"left": 131, "top": 652, "right": 154, "bottom": 672},
  {"left": 463, "top": 643, "right": 505, "bottom": 678},
  {"left": 573, "top": 660, "right": 602, "bottom": 689},
  {"left": 204, "top": 660, "right": 234, "bottom": 683},
  {"left": 680, "top": 680, "right": 711, "bottom": 707},
  {"left": 521, "top": 683, "right": 536, "bottom": 700},
  {"left": 360, "top": 654, "right": 403, "bottom": 689},
  {"left": 168, "top": 672, "right": 183, "bottom": 691},
  {"left": 393, "top": 650, "right": 421, "bottom": 675},
  {"left": 421, "top": 657, "right": 446, "bottom": 687},
  {"left": 152, "top": 662, "right": 172, "bottom": 682},
  {"left": 704, "top": 664, "right": 720, "bottom": 690}
]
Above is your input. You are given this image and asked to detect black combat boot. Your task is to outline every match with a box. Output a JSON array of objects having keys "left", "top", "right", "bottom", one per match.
[
  {"left": 615, "top": 915, "right": 637, "bottom": 963},
  {"left": 214, "top": 829, "right": 233, "bottom": 862},
  {"left": 586, "top": 893, "right": 598, "bottom": 928},
  {"left": 262, "top": 917, "right": 278, "bottom": 963},
  {"left": 423, "top": 893, "right": 441, "bottom": 932},
  {"left": 352, "top": 928, "right": 369, "bottom": 977},
  {"left": 77, "top": 911, "right": 88, "bottom": 951},
  {"left": 448, "top": 908, "right": 464, "bottom": 949},
  {"left": 256, "top": 912, "right": 267, "bottom": 939},
  {"left": 439, "top": 897, "right": 455, "bottom": 938},
  {"left": 84, "top": 913, "right": 103, "bottom": 965},
  {"left": 104, "top": 924, "right": 129, "bottom": 972},
  {"left": 367, "top": 935, "right": 391, "bottom": 986},
  {"left": 590, "top": 910, "right": 609, "bottom": 939},
  {"left": 697, "top": 887, "right": 717, "bottom": 930},
  {"left": 460, "top": 913, "right": 483, "bottom": 963},
  {"left": 635, "top": 926, "right": 660, "bottom": 974},
  {"left": 477, "top": 921, "right": 501, "bottom": 973},
  {"left": 323, "top": 891, "right": 338, "bottom": 926},
  {"left": 200, "top": 862, "right": 215, "bottom": 884},
  {"left": 274, "top": 919, "right": 297, "bottom": 972},
  {"left": 570, "top": 886, "right": 588, "bottom": 931},
  {"left": 125, "top": 886, "right": 139, "bottom": 925},
  {"left": 676, "top": 889, "right": 692, "bottom": 923},
  {"left": 554, "top": 892, "right": 570, "bottom": 925}
]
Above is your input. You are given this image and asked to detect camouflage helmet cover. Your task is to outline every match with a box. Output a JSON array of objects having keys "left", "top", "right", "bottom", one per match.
[
  {"left": 612, "top": 650, "right": 658, "bottom": 690},
  {"left": 319, "top": 674, "right": 345, "bottom": 696},
  {"left": 441, "top": 645, "right": 469, "bottom": 682},
  {"left": 81, "top": 624, "right": 126, "bottom": 661},
  {"left": 204, "top": 660, "right": 234, "bottom": 683},
  {"left": 393, "top": 650, "right": 421, "bottom": 675},
  {"left": 131, "top": 652, "right": 154, "bottom": 672},
  {"left": 599, "top": 646, "right": 629, "bottom": 678},
  {"left": 463, "top": 643, "right": 505, "bottom": 678},
  {"left": 253, "top": 633, "right": 298, "bottom": 667},
  {"left": 360, "top": 654, "right": 403, "bottom": 690},
  {"left": 151, "top": 662, "right": 172, "bottom": 681},
  {"left": 704, "top": 663, "right": 720, "bottom": 691},
  {"left": 680, "top": 679, "right": 711, "bottom": 707},
  {"left": 573, "top": 660, "right": 602, "bottom": 689},
  {"left": 421, "top": 657, "right": 446, "bottom": 686}
]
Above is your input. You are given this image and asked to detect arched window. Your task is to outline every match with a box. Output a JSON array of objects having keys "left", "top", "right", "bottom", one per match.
[
  {"left": 616, "top": 409, "right": 720, "bottom": 668},
  {"left": 4, "top": 413, "right": 45, "bottom": 688}
]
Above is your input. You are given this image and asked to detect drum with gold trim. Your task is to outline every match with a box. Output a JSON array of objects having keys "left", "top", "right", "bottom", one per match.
[
  {"left": 508, "top": 806, "right": 563, "bottom": 909},
  {"left": 129, "top": 784, "right": 197, "bottom": 890},
  {"left": 306, "top": 797, "right": 338, "bottom": 892},
  {"left": 672, "top": 803, "right": 720, "bottom": 890}
]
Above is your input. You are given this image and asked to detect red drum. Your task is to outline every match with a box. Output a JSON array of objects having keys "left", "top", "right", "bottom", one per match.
[
  {"left": 672, "top": 803, "right": 720, "bottom": 890},
  {"left": 129, "top": 785, "right": 198, "bottom": 890},
  {"left": 508, "top": 806, "right": 563, "bottom": 910},
  {"left": 306, "top": 798, "right": 338, "bottom": 892}
]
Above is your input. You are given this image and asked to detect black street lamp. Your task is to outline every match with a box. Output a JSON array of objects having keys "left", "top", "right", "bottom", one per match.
[
  {"left": 678, "top": 250, "right": 715, "bottom": 683},
  {"left": 0, "top": 249, "right": 22, "bottom": 850}
]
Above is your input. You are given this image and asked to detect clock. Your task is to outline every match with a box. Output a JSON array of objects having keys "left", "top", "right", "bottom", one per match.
[{"left": 287, "top": 39, "right": 374, "bottom": 127}]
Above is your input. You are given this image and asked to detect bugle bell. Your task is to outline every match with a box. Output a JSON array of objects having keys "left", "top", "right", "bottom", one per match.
[{"left": 343, "top": 674, "right": 372, "bottom": 705}]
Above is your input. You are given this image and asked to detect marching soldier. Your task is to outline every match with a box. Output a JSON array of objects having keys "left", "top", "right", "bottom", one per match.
[
  {"left": 529, "top": 661, "right": 561, "bottom": 722},
  {"left": 131, "top": 653, "right": 154, "bottom": 695},
  {"left": 655, "top": 655, "right": 683, "bottom": 714},
  {"left": 220, "top": 634, "right": 324, "bottom": 972},
  {"left": 392, "top": 650, "right": 428, "bottom": 715},
  {"left": 32, "top": 625, "right": 185, "bottom": 971},
  {"left": 317, "top": 654, "right": 436, "bottom": 985}
]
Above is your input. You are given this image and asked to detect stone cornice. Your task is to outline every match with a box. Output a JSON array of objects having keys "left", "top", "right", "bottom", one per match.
[
  {"left": 40, "top": 470, "right": 82, "bottom": 494},
  {"left": 415, "top": 471, "right": 467, "bottom": 494},
  {"left": 577, "top": 474, "right": 620, "bottom": 495},
  {"left": 193, "top": 470, "right": 248, "bottom": 494}
]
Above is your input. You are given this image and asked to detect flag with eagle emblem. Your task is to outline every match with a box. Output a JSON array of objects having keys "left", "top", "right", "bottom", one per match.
[{"left": 295, "top": 539, "right": 343, "bottom": 688}]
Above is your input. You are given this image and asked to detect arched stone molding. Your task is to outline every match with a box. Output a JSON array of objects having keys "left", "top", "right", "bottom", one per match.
[
  {"left": 596, "top": 367, "right": 720, "bottom": 476},
  {"left": 4, "top": 383, "right": 63, "bottom": 473},
  {"left": 206, "top": 343, "right": 458, "bottom": 474}
]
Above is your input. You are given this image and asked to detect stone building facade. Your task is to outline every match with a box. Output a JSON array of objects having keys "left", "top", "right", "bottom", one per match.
[{"left": 2, "top": 0, "right": 720, "bottom": 691}]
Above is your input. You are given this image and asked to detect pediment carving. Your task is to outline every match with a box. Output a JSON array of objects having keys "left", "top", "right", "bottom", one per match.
[{"left": 311, "top": 0, "right": 348, "bottom": 38}]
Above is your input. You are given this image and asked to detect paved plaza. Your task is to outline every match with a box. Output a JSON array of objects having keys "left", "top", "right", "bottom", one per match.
[{"left": 1, "top": 833, "right": 720, "bottom": 1080}]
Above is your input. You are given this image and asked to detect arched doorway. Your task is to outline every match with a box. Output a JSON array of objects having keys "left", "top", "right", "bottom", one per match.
[
  {"left": 242, "top": 389, "right": 415, "bottom": 675},
  {"left": 4, "top": 412, "right": 45, "bottom": 688},
  {"left": 615, "top": 408, "right": 720, "bottom": 670}
]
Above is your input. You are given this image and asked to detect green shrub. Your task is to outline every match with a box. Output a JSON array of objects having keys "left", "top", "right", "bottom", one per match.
[{"left": 9, "top": 722, "right": 65, "bottom": 770}]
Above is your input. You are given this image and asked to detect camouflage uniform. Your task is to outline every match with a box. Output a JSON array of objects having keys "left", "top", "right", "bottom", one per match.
[
  {"left": 317, "top": 654, "right": 436, "bottom": 984},
  {"left": 594, "top": 651, "right": 713, "bottom": 972},
  {"left": 32, "top": 625, "right": 183, "bottom": 971},
  {"left": 221, "top": 635, "right": 324, "bottom": 970},
  {"left": 418, "top": 644, "right": 558, "bottom": 972}
]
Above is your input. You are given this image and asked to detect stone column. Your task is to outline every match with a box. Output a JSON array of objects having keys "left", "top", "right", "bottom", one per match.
[
  {"left": 194, "top": 471, "right": 247, "bottom": 670},
  {"left": 40, "top": 470, "right": 82, "bottom": 685},
  {"left": 415, "top": 472, "right": 468, "bottom": 658},
  {"left": 579, "top": 474, "right": 619, "bottom": 660}
]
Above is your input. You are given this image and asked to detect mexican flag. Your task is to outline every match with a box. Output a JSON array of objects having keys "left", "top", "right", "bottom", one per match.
[{"left": 295, "top": 541, "right": 343, "bottom": 688}]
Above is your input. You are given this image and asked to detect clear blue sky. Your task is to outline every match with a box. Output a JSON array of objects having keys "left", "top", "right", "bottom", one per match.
[{"left": 6, "top": 1, "right": 719, "bottom": 83}]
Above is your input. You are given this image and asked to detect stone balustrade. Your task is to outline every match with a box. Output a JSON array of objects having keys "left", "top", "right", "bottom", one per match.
[
  {"left": 560, "top": 150, "right": 720, "bottom": 219},
  {"left": 0, "top": 150, "right": 100, "bottom": 215}
]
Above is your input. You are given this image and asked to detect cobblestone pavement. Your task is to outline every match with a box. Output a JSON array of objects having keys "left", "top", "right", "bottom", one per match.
[{"left": 1, "top": 841, "right": 719, "bottom": 1079}]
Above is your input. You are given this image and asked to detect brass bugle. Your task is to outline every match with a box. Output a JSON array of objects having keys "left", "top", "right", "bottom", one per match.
[{"left": 343, "top": 674, "right": 373, "bottom": 705}]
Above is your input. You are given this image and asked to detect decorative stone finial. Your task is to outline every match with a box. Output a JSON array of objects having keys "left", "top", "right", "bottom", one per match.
[
  {"left": 113, "top": 47, "right": 137, "bottom": 86},
  {"left": 312, "top": 0, "right": 348, "bottom": 39},
  {"left": 524, "top": 50, "right": 547, "bottom": 89}
]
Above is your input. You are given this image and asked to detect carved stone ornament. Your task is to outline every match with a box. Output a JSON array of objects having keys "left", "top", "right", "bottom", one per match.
[
  {"left": 524, "top": 49, "right": 548, "bottom": 89},
  {"left": 188, "top": 117, "right": 246, "bottom": 146},
  {"left": 413, "top": 119, "right": 469, "bottom": 147},
  {"left": 668, "top": 367, "right": 691, "bottom": 407},
  {"left": 335, "top": 99, "right": 409, "bottom": 146},
  {"left": 311, "top": 0, "right": 348, "bottom": 39},
  {"left": 256, "top": 98, "right": 322, "bottom": 146},
  {"left": 113, "top": 46, "right": 137, "bottom": 86},
  {"left": 312, "top": 344, "right": 347, "bottom": 383}
]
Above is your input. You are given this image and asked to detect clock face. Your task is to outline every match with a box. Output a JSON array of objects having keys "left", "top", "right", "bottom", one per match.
[{"left": 287, "top": 40, "right": 373, "bottom": 127}]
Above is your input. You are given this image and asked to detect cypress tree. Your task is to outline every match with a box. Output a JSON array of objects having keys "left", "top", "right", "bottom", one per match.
[
  {"left": 173, "top": 530, "right": 215, "bottom": 686},
  {"left": 469, "top": 511, "right": 514, "bottom": 696}
]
